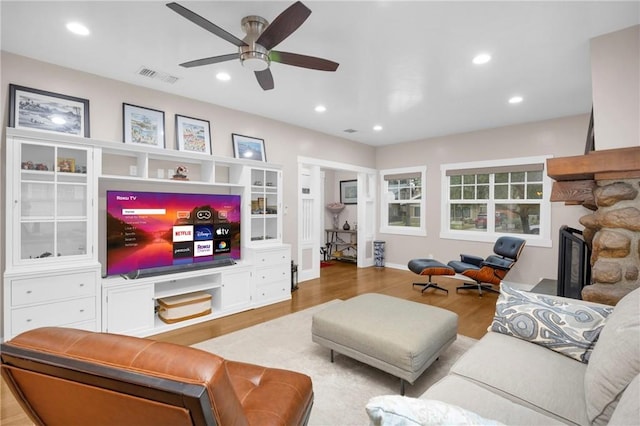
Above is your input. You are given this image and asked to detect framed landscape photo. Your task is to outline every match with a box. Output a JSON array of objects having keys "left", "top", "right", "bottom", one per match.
[
  {"left": 232, "top": 133, "right": 266, "bottom": 162},
  {"left": 175, "top": 114, "right": 211, "bottom": 154},
  {"left": 123, "top": 103, "right": 165, "bottom": 148},
  {"left": 9, "top": 84, "right": 90, "bottom": 137},
  {"left": 340, "top": 180, "right": 358, "bottom": 204}
]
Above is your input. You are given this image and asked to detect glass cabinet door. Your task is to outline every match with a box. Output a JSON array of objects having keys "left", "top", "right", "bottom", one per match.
[
  {"left": 17, "top": 142, "right": 90, "bottom": 262},
  {"left": 250, "top": 168, "right": 279, "bottom": 242}
]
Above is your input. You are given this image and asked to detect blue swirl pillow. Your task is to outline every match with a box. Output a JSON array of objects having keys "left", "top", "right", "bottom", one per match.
[{"left": 490, "top": 284, "right": 614, "bottom": 363}]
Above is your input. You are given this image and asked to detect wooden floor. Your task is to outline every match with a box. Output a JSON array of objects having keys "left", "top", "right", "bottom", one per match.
[{"left": 1, "top": 262, "right": 499, "bottom": 425}]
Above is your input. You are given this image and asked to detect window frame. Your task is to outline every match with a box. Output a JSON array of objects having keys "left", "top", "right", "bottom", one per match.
[
  {"left": 440, "top": 156, "right": 553, "bottom": 247},
  {"left": 379, "top": 166, "right": 427, "bottom": 236}
]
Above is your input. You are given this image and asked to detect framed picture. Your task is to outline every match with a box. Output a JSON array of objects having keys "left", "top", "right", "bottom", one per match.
[
  {"left": 175, "top": 114, "right": 211, "bottom": 154},
  {"left": 232, "top": 133, "right": 266, "bottom": 162},
  {"left": 9, "top": 84, "right": 90, "bottom": 137},
  {"left": 123, "top": 103, "right": 165, "bottom": 148},
  {"left": 340, "top": 180, "right": 358, "bottom": 205},
  {"left": 57, "top": 157, "right": 76, "bottom": 173}
]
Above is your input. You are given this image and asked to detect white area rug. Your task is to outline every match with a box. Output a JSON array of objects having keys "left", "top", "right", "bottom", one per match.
[{"left": 193, "top": 300, "right": 477, "bottom": 426}]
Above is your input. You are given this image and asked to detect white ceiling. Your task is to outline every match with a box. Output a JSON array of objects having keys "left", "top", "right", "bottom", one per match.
[{"left": 2, "top": 1, "right": 638, "bottom": 146}]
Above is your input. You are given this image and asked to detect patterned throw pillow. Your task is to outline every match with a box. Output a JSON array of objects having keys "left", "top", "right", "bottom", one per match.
[
  {"left": 490, "top": 284, "right": 614, "bottom": 363},
  {"left": 366, "top": 395, "right": 505, "bottom": 426}
]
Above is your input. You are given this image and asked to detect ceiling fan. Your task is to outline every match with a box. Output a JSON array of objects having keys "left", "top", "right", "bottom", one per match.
[{"left": 166, "top": 1, "right": 339, "bottom": 91}]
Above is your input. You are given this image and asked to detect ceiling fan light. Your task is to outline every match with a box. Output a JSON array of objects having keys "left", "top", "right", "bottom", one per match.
[{"left": 241, "top": 55, "right": 269, "bottom": 71}]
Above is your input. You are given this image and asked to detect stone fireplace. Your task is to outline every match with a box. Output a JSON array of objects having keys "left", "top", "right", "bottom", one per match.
[{"left": 548, "top": 146, "right": 640, "bottom": 305}]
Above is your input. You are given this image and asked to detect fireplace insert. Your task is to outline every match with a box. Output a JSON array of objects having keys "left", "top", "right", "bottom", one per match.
[{"left": 557, "top": 226, "right": 591, "bottom": 299}]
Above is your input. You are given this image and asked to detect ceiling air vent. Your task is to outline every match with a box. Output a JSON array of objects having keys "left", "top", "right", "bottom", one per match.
[
  {"left": 343, "top": 129, "right": 358, "bottom": 133},
  {"left": 137, "top": 66, "right": 179, "bottom": 84}
]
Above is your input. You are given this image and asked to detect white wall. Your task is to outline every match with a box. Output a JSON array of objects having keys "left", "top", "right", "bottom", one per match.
[
  {"left": 590, "top": 24, "right": 640, "bottom": 150},
  {"left": 375, "top": 114, "right": 592, "bottom": 285},
  {"left": 0, "top": 51, "right": 377, "bottom": 279},
  {"left": 0, "top": 50, "right": 612, "bottom": 290}
]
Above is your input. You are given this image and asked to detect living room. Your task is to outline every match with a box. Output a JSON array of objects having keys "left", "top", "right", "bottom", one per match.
[{"left": 1, "top": 2, "right": 639, "bottom": 425}]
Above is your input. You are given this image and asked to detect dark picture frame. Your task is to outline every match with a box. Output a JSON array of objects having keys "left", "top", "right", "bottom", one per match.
[
  {"left": 340, "top": 180, "right": 358, "bottom": 205},
  {"left": 175, "top": 114, "right": 211, "bottom": 154},
  {"left": 123, "top": 103, "right": 165, "bottom": 148},
  {"left": 9, "top": 84, "right": 90, "bottom": 137},
  {"left": 232, "top": 133, "right": 266, "bottom": 162}
]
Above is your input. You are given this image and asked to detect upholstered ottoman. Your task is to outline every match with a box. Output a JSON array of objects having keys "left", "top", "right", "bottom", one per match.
[{"left": 311, "top": 293, "right": 458, "bottom": 394}]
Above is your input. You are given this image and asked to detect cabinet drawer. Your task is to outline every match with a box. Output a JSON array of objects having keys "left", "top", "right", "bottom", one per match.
[
  {"left": 11, "top": 297, "right": 96, "bottom": 336},
  {"left": 254, "top": 264, "right": 290, "bottom": 286},
  {"left": 253, "top": 281, "right": 289, "bottom": 303},
  {"left": 254, "top": 249, "right": 290, "bottom": 265},
  {"left": 11, "top": 272, "right": 96, "bottom": 306}
]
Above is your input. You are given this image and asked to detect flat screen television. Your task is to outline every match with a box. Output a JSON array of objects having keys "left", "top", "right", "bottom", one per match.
[{"left": 105, "top": 190, "right": 241, "bottom": 277}]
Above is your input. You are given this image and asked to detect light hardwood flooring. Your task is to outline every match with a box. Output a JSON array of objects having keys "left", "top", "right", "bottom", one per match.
[{"left": 1, "top": 262, "right": 498, "bottom": 425}]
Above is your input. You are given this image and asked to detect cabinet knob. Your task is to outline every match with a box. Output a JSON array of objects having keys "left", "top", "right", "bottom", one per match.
[
  {"left": 26, "top": 290, "right": 32, "bottom": 294},
  {"left": 26, "top": 319, "right": 32, "bottom": 323},
  {"left": 79, "top": 283, "right": 85, "bottom": 287},
  {"left": 79, "top": 309, "right": 85, "bottom": 313}
]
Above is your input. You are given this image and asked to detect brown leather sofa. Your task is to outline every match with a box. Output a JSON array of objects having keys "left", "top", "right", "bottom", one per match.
[{"left": 1, "top": 327, "right": 313, "bottom": 426}]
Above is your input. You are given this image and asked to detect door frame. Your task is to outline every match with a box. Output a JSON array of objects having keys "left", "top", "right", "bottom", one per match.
[{"left": 297, "top": 156, "right": 377, "bottom": 282}]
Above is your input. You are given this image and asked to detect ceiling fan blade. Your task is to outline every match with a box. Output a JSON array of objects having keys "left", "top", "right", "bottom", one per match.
[
  {"left": 256, "top": 1, "right": 311, "bottom": 50},
  {"left": 180, "top": 53, "right": 239, "bottom": 68},
  {"left": 270, "top": 51, "right": 339, "bottom": 72},
  {"left": 166, "top": 2, "right": 247, "bottom": 47},
  {"left": 255, "top": 69, "right": 275, "bottom": 91}
]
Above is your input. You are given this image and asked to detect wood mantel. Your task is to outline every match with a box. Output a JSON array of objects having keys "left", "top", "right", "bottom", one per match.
[
  {"left": 547, "top": 146, "right": 640, "bottom": 208},
  {"left": 547, "top": 146, "right": 640, "bottom": 181}
]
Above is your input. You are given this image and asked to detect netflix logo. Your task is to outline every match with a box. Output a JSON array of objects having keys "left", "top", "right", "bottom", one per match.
[{"left": 173, "top": 225, "right": 193, "bottom": 242}]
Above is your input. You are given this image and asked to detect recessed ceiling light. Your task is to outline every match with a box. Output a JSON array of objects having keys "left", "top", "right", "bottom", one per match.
[
  {"left": 314, "top": 105, "right": 326, "bottom": 113},
  {"left": 373, "top": 125, "right": 383, "bottom": 132},
  {"left": 216, "top": 72, "right": 231, "bottom": 81},
  {"left": 66, "top": 22, "right": 90, "bottom": 36},
  {"left": 472, "top": 53, "right": 491, "bottom": 65},
  {"left": 508, "top": 95, "right": 524, "bottom": 104}
]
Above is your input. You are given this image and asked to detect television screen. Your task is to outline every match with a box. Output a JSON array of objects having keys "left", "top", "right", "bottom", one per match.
[{"left": 106, "top": 190, "right": 241, "bottom": 277}]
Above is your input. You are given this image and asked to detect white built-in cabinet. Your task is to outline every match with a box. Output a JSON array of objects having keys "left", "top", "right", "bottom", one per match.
[
  {"left": 3, "top": 133, "right": 101, "bottom": 340},
  {"left": 249, "top": 245, "right": 292, "bottom": 308},
  {"left": 3, "top": 127, "right": 290, "bottom": 341}
]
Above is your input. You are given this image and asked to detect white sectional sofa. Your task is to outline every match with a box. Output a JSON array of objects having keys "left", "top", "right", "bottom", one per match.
[{"left": 367, "top": 286, "right": 639, "bottom": 425}]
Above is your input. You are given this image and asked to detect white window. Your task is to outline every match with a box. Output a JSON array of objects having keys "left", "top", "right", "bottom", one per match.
[
  {"left": 379, "top": 166, "right": 426, "bottom": 236},
  {"left": 440, "top": 156, "right": 552, "bottom": 247}
]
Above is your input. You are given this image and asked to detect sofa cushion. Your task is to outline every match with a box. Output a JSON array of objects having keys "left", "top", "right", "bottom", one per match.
[
  {"left": 450, "top": 332, "right": 589, "bottom": 425},
  {"left": 585, "top": 287, "right": 640, "bottom": 426},
  {"left": 421, "top": 375, "right": 566, "bottom": 425},
  {"left": 490, "top": 284, "right": 613, "bottom": 362},
  {"left": 608, "top": 374, "right": 640, "bottom": 426},
  {"left": 366, "top": 395, "right": 504, "bottom": 426}
]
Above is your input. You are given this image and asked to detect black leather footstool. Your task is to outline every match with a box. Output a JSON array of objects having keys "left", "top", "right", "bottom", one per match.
[{"left": 408, "top": 259, "right": 455, "bottom": 294}]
